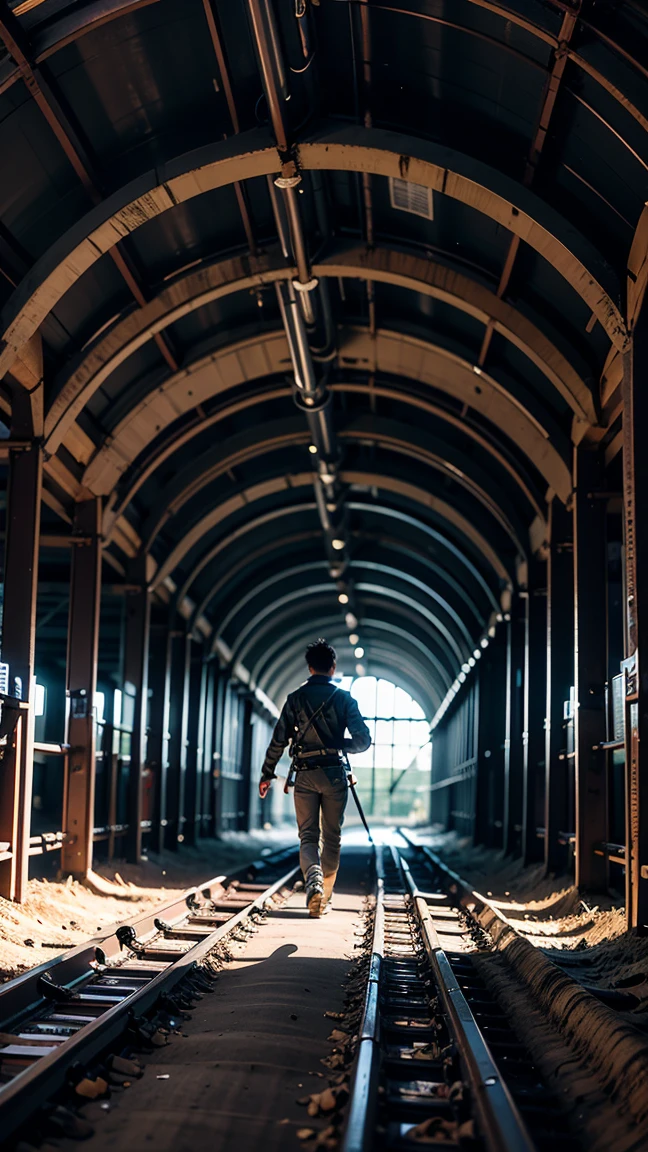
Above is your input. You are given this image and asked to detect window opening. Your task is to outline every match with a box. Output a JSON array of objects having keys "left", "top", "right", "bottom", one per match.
[{"left": 337, "top": 675, "right": 431, "bottom": 823}]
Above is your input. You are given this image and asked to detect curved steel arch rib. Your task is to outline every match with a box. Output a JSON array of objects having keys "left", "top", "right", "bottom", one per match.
[
  {"left": 1, "top": 0, "right": 646, "bottom": 192},
  {"left": 212, "top": 559, "right": 475, "bottom": 661},
  {"left": 191, "top": 530, "right": 487, "bottom": 637},
  {"left": 0, "top": 126, "right": 626, "bottom": 399},
  {"left": 241, "top": 605, "right": 451, "bottom": 710},
  {"left": 270, "top": 645, "right": 438, "bottom": 721},
  {"left": 252, "top": 615, "right": 449, "bottom": 705},
  {"left": 139, "top": 415, "right": 533, "bottom": 558},
  {"left": 46, "top": 243, "right": 595, "bottom": 453},
  {"left": 177, "top": 504, "right": 497, "bottom": 623},
  {"left": 348, "top": 502, "right": 500, "bottom": 611},
  {"left": 85, "top": 327, "right": 569, "bottom": 519},
  {"left": 101, "top": 374, "right": 546, "bottom": 542},
  {"left": 151, "top": 469, "right": 512, "bottom": 593},
  {"left": 228, "top": 582, "right": 466, "bottom": 676}
]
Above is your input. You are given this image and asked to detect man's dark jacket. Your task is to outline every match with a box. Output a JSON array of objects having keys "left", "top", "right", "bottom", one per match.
[{"left": 260, "top": 674, "right": 372, "bottom": 782}]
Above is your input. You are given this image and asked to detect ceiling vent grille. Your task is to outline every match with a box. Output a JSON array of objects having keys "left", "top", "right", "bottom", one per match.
[{"left": 389, "top": 177, "right": 434, "bottom": 220}]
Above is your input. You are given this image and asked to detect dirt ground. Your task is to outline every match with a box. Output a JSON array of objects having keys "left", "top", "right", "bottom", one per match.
[
  {"left": 0, "top": 830, "right": 295, "bottom": 983},
  {"left": 418, "top": 831, "right": 648, "bottom": 994}
]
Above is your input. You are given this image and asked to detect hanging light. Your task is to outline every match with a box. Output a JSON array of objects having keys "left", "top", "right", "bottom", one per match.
[
  {"left": 332, "top": 539, "right": 345, "bottom": 551},
  {"left": 480, "top": 637, "right": 489, "bottom": 649},
  {"left": 308, "top": 444, "right": 317, "bottom": 454},
  {"left": 355, "top": 663, "right": 366, "bottom": 676},
  {"left": 338, "top": 593, "right": 349, "bottom": 604},
  {"left": 354, "top": 646, "right": 364, "bottom": 659}
]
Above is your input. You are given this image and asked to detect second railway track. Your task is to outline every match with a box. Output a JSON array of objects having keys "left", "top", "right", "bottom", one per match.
[
  {"left": 342, "top": 842, "right": 578, "bottom": 1152},
  {"left": 0, "top": 845, "right": 299, "bottom": 1148}
]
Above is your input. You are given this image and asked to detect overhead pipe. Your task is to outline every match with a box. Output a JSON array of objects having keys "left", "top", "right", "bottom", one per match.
[
  {"left": 248, "top": 0, "right": 320, "bottom": 331},
  {"left": 247, "top": 0, "right": 289, "bottom": 154},
  {"left": 276, "top": 281, "right": 337, "bottom": 464},
  {"left": 249, "top": 0, "right": 350, "bottom": 606}
]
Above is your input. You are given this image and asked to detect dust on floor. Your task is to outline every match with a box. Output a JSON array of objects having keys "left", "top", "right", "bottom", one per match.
[
  {"left": 414, "top": 830, "right": 648, "bottom": 993},
  {"left": 0, "top": 829, "right": 295, "bottom": 983}
]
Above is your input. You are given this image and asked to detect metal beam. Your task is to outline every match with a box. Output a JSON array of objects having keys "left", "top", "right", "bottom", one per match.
[
  {"left": 146, "top": 620, "right": 168, "bottom": 855},
  {"left": 0, "top": 438, "right": 41, "bottom": 900},
  {"left": 0, "top": 127, "right": 626, "bottom": 397},
  {"left": 0, "top": 0, "right": 642, "bottom": 171},
  {"left": 0, "top": 2, "right": 178, "bottom": 373},
  {"left": 123, "top": 558, "right": 150, "bottom": 864},
  {"left": 93, "top": 373, "right": 546, "bottom": 546},
  {"left": 48, "top": 245, "right": 594, "bottom": 467},
  {"left": 573, "top": 447, "right": 608, "bottom": 891},
  {"left": 621, "top": 304, "right": 648, "bottom": 930},
  {"left": 62, "top": 498, "right": 102, "bottom": 878},
  {"left": 136, "top": 416, "right": 532, "bottom": 561},
  {"left": 544, "top": 497, "right": 575, "bottom": 874},
  {"left": 152, "top": 468, "right": 512, "bottom": 593},
  {"left": 162, "top": 628, "right": 189, "bottom": 851},
  {"left": 523, "top": 572, "right": 548, "bottom": 865},
  {"left": 75, "top": 328, "right": 570, "bottom": 530},
  {"left": 213, "top": 559, "right": 474, "bottom": 664}
]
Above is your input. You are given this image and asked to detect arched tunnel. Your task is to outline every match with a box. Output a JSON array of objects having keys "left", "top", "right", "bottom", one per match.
[{"left": 0, "top": 2, "right": 647, "bottom": 1148}]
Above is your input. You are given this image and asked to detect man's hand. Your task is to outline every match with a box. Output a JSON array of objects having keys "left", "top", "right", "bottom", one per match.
[{"left": 259, "top": 779, "right": 272, "bottom": 799}]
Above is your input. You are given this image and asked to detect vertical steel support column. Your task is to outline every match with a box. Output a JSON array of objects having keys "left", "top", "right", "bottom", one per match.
[
  {"left": 147, "top": 623, "right": 168, "bottom": 855},
  {"left": 622, "top": 305, "right": 648, "bottom": 929},
  {"left": 545, "top": 498, "right": 574, "bottom": 872},
  {"left": 124, "top": 565, "right": 150, "bottom": 864},
  {"left": 503, "top": 619, "right": 512, "bottom": 851},
  {"left": 474, "top": 631, "right": 507, "bottom": 849},
  {"left": 573, "top": 448, "right": 608, "bottom": 891},
  {"left": 523, "top": 573, "right": 548, "bottom": 864},
  {"left": 184, "top": 639, "right": 204, "bottom": 847},
  {"left": 506, "top": 601, "right": 526, "bottom": 856},
  {"left": 212, "top": 669, "right": 226, "bottom": 836},
  {"left": 201, "top": 661, "right": 215, "bottom": 837},
  {"left": 163, "top": 629, "right": 189, "bottom": 850},
  {"left": 62, "top": 499, "right": 102, "bottom": 878},
  {"left": 0, "top": 442, "right": 42, "bottom": 899}
]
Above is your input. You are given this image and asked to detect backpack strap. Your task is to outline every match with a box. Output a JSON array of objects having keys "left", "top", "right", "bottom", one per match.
[{"left": 290, "top": 687, "right": 340, "bottom": 753}]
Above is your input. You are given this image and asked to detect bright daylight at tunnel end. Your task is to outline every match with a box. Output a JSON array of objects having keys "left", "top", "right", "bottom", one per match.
[{"left": 0, "top": 0, "right": 646, "bottom": 1150}]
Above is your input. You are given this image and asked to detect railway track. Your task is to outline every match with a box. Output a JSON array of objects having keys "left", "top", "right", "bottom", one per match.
[
  {"left": 342, "top": 842, "right": 575, "bottom": 1152},
  {"left": 0, "top": 846, "right": 299, "bottom": 1148}
]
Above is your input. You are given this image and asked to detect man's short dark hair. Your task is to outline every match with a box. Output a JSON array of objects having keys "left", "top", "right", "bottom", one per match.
[{"left": 306, "top": 638, "right": 337, "bottom": 674}]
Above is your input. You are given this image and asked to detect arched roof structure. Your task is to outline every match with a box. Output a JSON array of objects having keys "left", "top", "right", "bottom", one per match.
[{"left": 2, "top": 0, "right": 645, "bottom": 708}]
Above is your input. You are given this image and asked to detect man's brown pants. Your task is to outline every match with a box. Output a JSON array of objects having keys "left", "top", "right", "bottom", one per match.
[{"left": 293, "top": 764, "right": 348, "bottom": 891}]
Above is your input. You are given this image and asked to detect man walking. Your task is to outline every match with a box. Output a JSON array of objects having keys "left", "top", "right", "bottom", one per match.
[{"left": 259, "top": 639, "right": 371, "bottom": 917}]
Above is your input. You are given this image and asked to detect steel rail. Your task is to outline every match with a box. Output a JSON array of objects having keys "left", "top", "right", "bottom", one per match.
[
  {"left": 399, "top": 854, "right": 536, "bottom": 1152},
  {"left": 0, "top": 851, "right": 299, "bottom": 1145},
  {"left": 341, "top": 840, "right": 535, "bottom": 1152},
  {"left": 341, "top": 844, "right": 384, "bottom": 1152}
]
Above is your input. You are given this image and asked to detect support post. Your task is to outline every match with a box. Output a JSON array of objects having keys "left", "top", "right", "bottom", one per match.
[
  {"left": 62, "top": 499, "right": 102, "bottom": 877},
  {"left": 523, "top": 571, "right": 547, "bottom": 864},
  {"left": 505, "top": 601, "right": 526, "bottom": 856},
  {"left": 201, "top": 661, "right": 215, "bottom": 837},
  {"left": 124, "top": 561, "right": 150, "bottom": 864},
  {"left": 0, "top": 444, "right": 42, "bottom": 899},
  {"left": 474, "top": 629, "right": 507, "bottom": 849},
  {"left": 573, "top": 447, "right": 608, "bottom": 891},
  {"left": 184, "top": 639, "right": 204, "bottom": 847},
  {"left": 622, "top": 304, "right": 648, "bottom": 929},
  {"left": 545, "top": 497, "right": 575, "bottom": 872},
  {"left": 147, "top": 622, "right": 168, "bottom": 855},
  {"left": 163, "top": 628, "right": 189, "bottom": 849}
]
